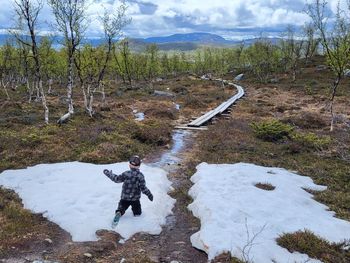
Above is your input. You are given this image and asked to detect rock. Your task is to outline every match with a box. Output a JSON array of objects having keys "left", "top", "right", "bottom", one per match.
[
  {"left": 316, "top": 65, "right": 328, "bottom": 71},
  {"left": 83, "top": 253, "right": 92, "bottom": 258},
  {"left": 334, "top": 114, "right": 350, "bottom": 125},
  {"left": 156, "top": 77, "right": 163, "bottom": 82},
  {"left": 234, "top": 73, "right": 244, "bottom": 81},
  {"left": 44, "top": 238, "right": 53, "bottom": 244},
  {"left": 149, "top": 256, "right": 160, "bottom": 262},
  {"left": 154, "top": 90, "right": 175, "bottom": 97},
  {"left": 200, "top": 73, "right": 212, "bottom": 80},
  {"left": 344, "top": 69, "right": 350, "bottom": 77},
  {"left": 270, "top": 78, "right": 279, "bottom": 83}
]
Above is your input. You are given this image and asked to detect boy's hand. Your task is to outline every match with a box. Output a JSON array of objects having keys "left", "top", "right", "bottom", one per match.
[
  {"left": 148, "top": 193, "right": 153, "bottom": 201},
  {"left": 103, "top": 169, "right": 112, "bottom": 176}
]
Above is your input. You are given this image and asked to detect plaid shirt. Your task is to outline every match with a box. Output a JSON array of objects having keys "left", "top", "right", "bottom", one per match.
[{"left": 105, "top": 168, "right": 152, "bottom": 201}]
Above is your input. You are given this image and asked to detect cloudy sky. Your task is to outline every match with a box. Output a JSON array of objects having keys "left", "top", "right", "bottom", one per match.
[{"left": 0, "top": 0, "right": 343, "bottom": 40}]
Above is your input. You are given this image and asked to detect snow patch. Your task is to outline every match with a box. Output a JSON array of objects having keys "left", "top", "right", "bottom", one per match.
[
  {"left": 188, "top": 162, "right": 350, "bottom": 262},
  {"left": 173, "top": 102, "right": 180, "bottom": 111},
  {"left": 135, "top": 112, "right": 145, "bottom": 121},
  {"left": 0, "top": 162, "right": 175, "bottom": 241},
  {"left": 132, "top": 109, "right": 145, "bottom": 121}
]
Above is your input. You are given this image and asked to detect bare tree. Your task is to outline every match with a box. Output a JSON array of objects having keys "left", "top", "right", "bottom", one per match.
[
  {"left": 13, "top": 0, "right": 49, "bottom": 123},
  {"left": 48, "top": 0, "right": 87, "bottom": 124},
  {"left": 0, "top": 42, "right": 13, "bottom": 100},
  {"left": 96, "top": 3, "right": 130, "bottom": 106},
  {"left": 302, "top": 22, "right": 320, "bottom": 64},
  {"left": 114, "top": 39, "right": 133, "bottom": 88},
  {"left": 280, "top": 25, "right": 304, "bottom": 81},
  {"left": 75, "top": 1, "right": 130, "bottom": 117},
  {"left": 307, "top": 0, "right": 350, "bottom": 131}
]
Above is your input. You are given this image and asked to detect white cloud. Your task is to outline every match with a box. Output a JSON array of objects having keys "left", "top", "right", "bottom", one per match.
[{"left": 0, "top": 0, "right": 342, "bottom": 38}]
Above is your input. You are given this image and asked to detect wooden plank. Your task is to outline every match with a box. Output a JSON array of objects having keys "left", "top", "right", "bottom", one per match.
[
  {"left": 175, "top": 126, "right": 208, "bottom": 131},
  {"left": 187, "top": 84, "right": 244, "bottom": 127}
]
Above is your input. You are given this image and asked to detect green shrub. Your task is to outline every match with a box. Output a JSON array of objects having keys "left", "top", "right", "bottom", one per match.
[
  {"left": 250, "top": 119, "right": 294, "bottom": 142},
  {"left": 292, "top": 132, "right": 331, "bottom": 151}
]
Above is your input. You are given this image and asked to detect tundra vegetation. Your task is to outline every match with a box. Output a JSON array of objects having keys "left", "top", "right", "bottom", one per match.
[{"left": 0, "top": 0, "right": 350, "bottom": 262}]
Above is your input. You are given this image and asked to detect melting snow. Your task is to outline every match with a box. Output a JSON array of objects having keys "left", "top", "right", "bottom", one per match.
[
  {"left": 188, "top": 162, "right": 350, "bottom": 262},
  {"left": 134, "top": 112, "right": 145, "bottom": 121},
  {"left": 0, "top": 162, "right": 175, "bottom": 241}
]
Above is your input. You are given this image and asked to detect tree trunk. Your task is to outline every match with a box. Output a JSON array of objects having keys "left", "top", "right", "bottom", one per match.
[
  {"left": 330, "top": 76, "right": 340, "bottom": 132},
  {"left": 292, "top": 68, "right": 296, "bottom": 82},
  {"left": 35, "top": 80, "right": 40, "bottom": 101},
  {"left": 67, "top": 56, "right": 74, "bottom": 115},
  {"left": 27, "top": 80, "right": 32, "bottom": 102},
  {"left": 58, "top": 55, "right": 75, "bottom": 124},
  {"left": 88, "top": 90, "right": 94, "bottom": 117},
  {"left": 48, "top": 79, "right": 53, "bottom": 94},
  {"left": 1, "top": 80, "right": 10, "bottom": 100},
  {"left": 83, "top": 84, "right": 94, "bottom": 117},
  {"left": 39, "top": 80, "right": 49, "bottom": 124},
  {"left": 82, "top": 84, "right": 88, "bottom": 110}
]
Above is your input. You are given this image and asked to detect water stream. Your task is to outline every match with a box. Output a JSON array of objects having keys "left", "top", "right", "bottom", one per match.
[{"left": 151, "top": 130, "right": 191, "bottom": 172}]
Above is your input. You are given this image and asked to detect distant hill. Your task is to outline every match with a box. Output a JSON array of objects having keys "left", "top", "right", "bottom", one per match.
[
  {"left": 144, "top": 32, "right": 234, "bottom": 45},
  {"left": 0, "top": 32, "right": 282, "bottom": 52}
]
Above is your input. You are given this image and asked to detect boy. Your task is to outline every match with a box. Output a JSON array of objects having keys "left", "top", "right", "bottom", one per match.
[{"left": 103, "top": 155, "right": 153, "bottom": 227}]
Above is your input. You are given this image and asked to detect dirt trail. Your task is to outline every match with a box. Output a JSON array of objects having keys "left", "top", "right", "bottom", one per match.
[{"left": 145, "top": 130, "right": 208, "bottom": 263}]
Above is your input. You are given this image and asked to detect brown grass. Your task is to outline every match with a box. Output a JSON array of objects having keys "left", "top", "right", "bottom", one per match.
[
  {"left": 277, "top": 230, "right": 350, "bottom": 262},
  {"left": 255, "top": 183, "right": 276, "bottom": 191}
]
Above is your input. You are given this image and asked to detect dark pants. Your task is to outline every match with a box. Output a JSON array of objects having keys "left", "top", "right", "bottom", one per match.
[{"left": 116, "top": 199, "right": 142, "bottom": 216}]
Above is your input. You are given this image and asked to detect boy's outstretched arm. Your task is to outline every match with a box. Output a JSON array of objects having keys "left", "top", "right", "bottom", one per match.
[
  {"left": 139, "top": 175, "right": 153, "bottom": 201},
  {"left": 103, "top": 169, "right": 126, "bottom": 183}
]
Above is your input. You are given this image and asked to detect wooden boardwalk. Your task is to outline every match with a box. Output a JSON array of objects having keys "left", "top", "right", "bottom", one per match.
[{"left": 176, "top": 79, "right": 244, "bottom": 130}]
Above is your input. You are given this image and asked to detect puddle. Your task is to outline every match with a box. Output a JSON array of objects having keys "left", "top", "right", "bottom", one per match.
[{"left": 151, "top": 130, "right": 191, "bottom": 171}]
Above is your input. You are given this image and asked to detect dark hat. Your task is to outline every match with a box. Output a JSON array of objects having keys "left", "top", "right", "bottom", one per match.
[{"left": 129, "top": 155, "right": 141, "bottom": 166}]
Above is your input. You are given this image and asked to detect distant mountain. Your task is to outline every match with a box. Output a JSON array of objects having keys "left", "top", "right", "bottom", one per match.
[
  {"left": 127, "top": 38, "right": 199, "bottom": 52},
  {"left": 144, "top": 32, "right": 234, "bottom": 45},
  {"left": 0, "top": 34, "right": 13, "bottom": 45},
  {"left": 0, "top": 32, "right": 282, "bottom": 52}
]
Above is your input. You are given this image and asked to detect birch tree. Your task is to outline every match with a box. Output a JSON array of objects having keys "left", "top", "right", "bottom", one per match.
[
  {"left": 76, "top": 2, "right": 130, "bottom": 117},
  {"left": 13, "top": 0, "right": 49, "bottom": 123},
  {"left": 307, "top": 0, "right": 350, "bottom": 131},
  {"left": 115, "top": 39, "right": 133, "bottom": 87},
  {"left": 280, "top": 25, "right": 304, "bottom": 81},
  {"left": 0, "top": 43, "right": 14, "bottom": 100},
  {"left": 48, "top": 0, "right": 87, "bottom": 124},
  {"left": 302, "top": 22, "right": 320, "bottom": 64}
]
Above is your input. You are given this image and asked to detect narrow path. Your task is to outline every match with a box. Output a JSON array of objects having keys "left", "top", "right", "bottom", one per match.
[
  {"left": 144, "top": 80, "right": 245, "bottom": 262},
  {"left": 148, "top": 130, "right": 208, "bottom": 263}
]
